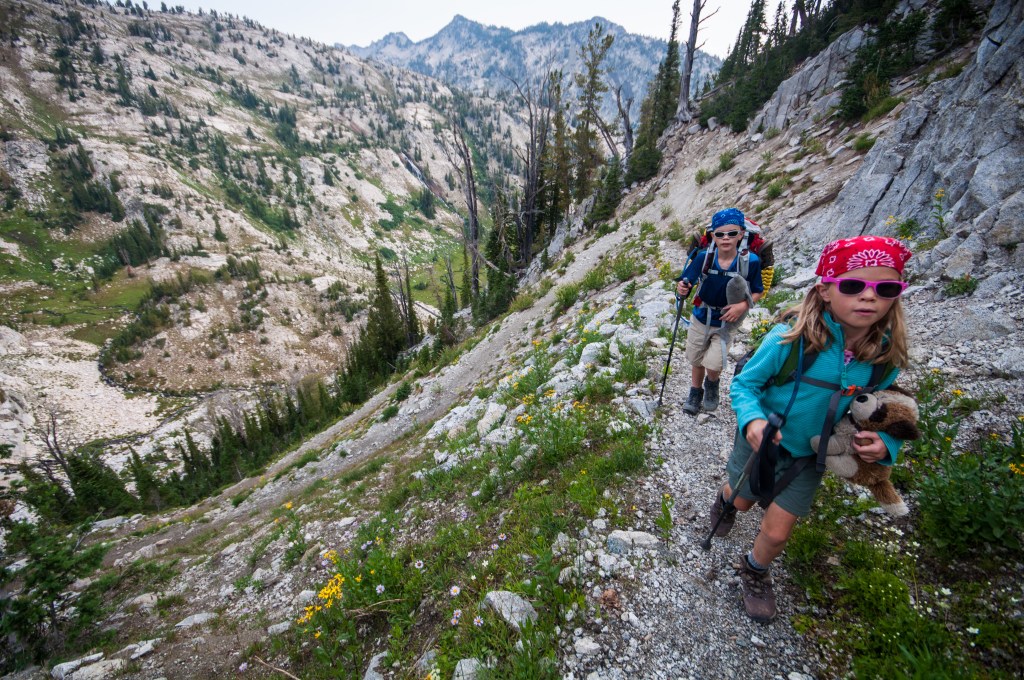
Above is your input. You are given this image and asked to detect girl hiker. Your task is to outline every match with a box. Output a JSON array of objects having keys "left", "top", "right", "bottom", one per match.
[
  {"left": 676, "top": 208, "right": 764, "bottom": 415},
  {"left": 710, "top": 235, "right": 913, "bottom": 622}
]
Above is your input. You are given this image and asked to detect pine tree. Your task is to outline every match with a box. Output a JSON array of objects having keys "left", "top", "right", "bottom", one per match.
[
  {"left": 364, "top": 254, "right": 405, "bottom": 375},
  {"left": 540, "top": 72, "right": 571, "bottom": 238},
  {"left": 129, "top": 449, "right": 164, "bottom": 511},
  {"left": 482, "top": 193, "right": 517, "bottom": 318},
  {"left": 626, "top": 4, "right": 681, "bottom": 185},
  {"left": 572, "top": 23, "right": 614, "bottom": 201}
]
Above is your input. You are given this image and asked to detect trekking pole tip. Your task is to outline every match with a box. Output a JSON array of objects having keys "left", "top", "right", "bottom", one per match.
[{"left": 700, "top": 537, "right": 712, "bottom": 550}]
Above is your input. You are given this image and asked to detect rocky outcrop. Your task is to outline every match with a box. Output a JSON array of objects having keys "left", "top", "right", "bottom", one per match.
[
  {"left": 808, "top": 0, "right": 1024, "bottom": 280},
  {"left": 749, "top": 27, "right": 867, "bottom": 135}
]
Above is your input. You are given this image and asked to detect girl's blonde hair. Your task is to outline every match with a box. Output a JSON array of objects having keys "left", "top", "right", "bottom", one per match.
[{"left": 779, "top": 285, "right": 909, "bottom": 368}]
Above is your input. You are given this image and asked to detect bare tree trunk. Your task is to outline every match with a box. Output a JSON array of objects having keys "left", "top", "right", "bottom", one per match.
[
  {"left": 616, "top": 86, "right": 634, "bottom": 162},
  {"left": 790, "top": 0, "right": 817, "bottom": 34},
  {"left": 677, "top": 0, "right": 716, "bottom": 122},
  {"left": 591, "top": 105, "right": 620, "bottom": 160},
  {"left": 510, "top": 77, "right": 552, "bottom": 269},
  {"left": 441, "top": 254, "right": 457, "bottom": 306},
  {"left": 444, "top": 123, "right": 481, "bottom": 302}
]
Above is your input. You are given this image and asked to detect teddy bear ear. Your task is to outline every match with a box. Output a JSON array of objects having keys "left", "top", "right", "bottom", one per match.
[
  {"left": 888, "top": 420, "right": 921, "bottom": 441},
  {"left": 886, "top": 384, "right": 914, "bottom": 398}
]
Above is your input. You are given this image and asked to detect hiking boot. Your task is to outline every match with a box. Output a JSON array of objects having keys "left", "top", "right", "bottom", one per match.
[
  {"left": 733, "top": 555, "right": 777, "bottom": 623},
  {"left": 683, "top": 387, "right": 704, "bottom": 415},
  {"left": 703, "top": 378, "right": 721, "bottom": 412},
  {"left": 709, "top": 490, "right": 737, "bottom": 537}
]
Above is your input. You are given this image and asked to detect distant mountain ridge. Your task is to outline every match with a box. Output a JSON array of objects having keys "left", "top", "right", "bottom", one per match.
[{"left": 346, "top": 15, "right": 721, "bottom": 115}]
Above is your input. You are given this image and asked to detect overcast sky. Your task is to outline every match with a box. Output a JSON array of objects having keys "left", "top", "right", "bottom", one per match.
[{"left": 177, "top": 0, "right": 755, "bottom": 59}]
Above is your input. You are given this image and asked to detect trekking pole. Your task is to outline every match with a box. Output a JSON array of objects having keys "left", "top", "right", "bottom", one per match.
[
  {"left": 702, "top": 412, "right": 784, "bottom": 550},
  {"left": 657, "top": 286, "right": 689, "bottom": 408}
]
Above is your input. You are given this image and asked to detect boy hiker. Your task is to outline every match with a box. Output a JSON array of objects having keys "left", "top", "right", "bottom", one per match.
[{"left": 675, "top": 208, "right": 764, "bottom": 415}]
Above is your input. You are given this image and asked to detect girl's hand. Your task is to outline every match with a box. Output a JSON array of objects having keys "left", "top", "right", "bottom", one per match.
[
  {"left": 853, "top": 431, "right": 887, "bottom": 463},
  {"left": 720, "top": 300, "right": 749, "bottom": 323},
  {"left": 745, "top": 418, "right": 782, "bottom": 452},
  {"left": 676, "top": 280, "right": 692, "bottom": 297}
]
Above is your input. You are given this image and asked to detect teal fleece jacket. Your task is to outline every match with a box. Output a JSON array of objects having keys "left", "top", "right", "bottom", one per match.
[{"left": 730, "top": 313, "right": 901, "bottom": 464}]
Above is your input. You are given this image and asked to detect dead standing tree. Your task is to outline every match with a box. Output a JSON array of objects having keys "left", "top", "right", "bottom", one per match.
[
  {"left": 509, "top": 76, "right": 554, "bottom": 268},
  {"left": 616, "top": 86, "right": 635, "bottom": 162},
  {"left": 442, "top": 122, "right": 481, "bottom": 302},
  {"left": 677, "top": 0, "right": 719, "bottom": 122}
]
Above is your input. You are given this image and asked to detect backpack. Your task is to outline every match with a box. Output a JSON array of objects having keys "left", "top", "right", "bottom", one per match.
[{"left": 685, "top": 217, "right": 776, "bottom": 306}]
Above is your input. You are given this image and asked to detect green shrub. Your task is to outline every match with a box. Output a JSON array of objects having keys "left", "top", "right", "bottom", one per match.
[
  {"left": 394, "top": 381, "right": 412, "bottom": 402},
  {"left": 666, "top": 220, "right": 684, "bottom": 241},
  {"left": 0, "top": 521, "right": 108, "bottom": 668},
  {"left": 718, "top": 150, "right": 737, "bottom": 172},
  {"left": 765, "top": 179, "right": 786, "bottom": 200},
  {"left": 509, "top": 291, "right": 536, "bottom": 312},
  {"left": 943, "top": 274, "right": 978, "bottom": 297},
  {"left": 863, "top": 95, "right": 903, "bottom": 121},
  {"left": 581, "top": 267, "right": 607, "bottom": 292},
  {"left": 610, "top": 254, "right": 641, "bottom": 281},
  {"left": 917, "top": 432, "right": 1024, "bottom": 556},
  {"left": 616, "top": 344, "right": 648, "bottom": 383},
  {"left": 695, "top": 168, "right": 714, "bottom": 185},
  {"left": 554, "top": 283, "right": 580, "bottom": 312},
  {"left": 380, "top": 404, "right": 399, "bottom": 421},
  {"left": 577, "top": 374, "right": 615, "bottom": 403},
  {"left": 852, "top": 133, "right": 876, "bottom": 152}
]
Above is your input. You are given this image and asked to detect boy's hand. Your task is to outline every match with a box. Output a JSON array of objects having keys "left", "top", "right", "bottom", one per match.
[
  {"left": 745, "top": 418, "right": 782, "bottom": 452},
  {"left": 853, "top": 431, "right": 887, "bottom": 462},
  {"left": 720, "top": 301, "right": 749, "bottom": 323}
]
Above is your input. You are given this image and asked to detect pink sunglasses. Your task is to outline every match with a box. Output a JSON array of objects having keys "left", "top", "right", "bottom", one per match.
[{"left": 821, "top": 276, "right": 908, "bottom": 299}]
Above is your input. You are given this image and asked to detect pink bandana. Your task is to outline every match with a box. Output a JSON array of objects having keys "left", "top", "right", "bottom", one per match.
[{"left": 815, "top": 235, "right": 913, "bottom": 277}]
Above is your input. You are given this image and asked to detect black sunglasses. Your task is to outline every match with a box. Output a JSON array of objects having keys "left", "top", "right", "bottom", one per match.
[{"left": 712, "top": 229, "right": 741, "bottom": 238}]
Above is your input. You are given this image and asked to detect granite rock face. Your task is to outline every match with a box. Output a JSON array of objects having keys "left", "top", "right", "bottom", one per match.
[
  {"left": 749, "top": 27, "right": 866, "bottom": 135},
  {"left": 804, "top": 0, "right": 1024, "bottom": 280}
]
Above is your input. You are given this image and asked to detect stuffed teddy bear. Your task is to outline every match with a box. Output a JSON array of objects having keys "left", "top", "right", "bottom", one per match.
[{"left": 810, "top": 389, "right": 920, "bottom": 516}]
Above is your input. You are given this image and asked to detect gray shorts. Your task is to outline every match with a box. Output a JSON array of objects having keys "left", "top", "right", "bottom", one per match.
[{"left": 726, "top": 430, "right": 824, "bottom": 517}]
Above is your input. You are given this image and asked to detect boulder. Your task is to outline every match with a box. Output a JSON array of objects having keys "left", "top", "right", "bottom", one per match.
[
  {"left": 606, "top": 530, "right": 660, "bottom": 555},
  {"left": 50, "top": 653, "right": 104, "bottom": 680},
  {"left": 453, "top": 658, "right": 486, "bottom": 680},
  {"left": 480, "top": 590, "right": 538, "bottom": 632},
  {"left": 475, "top": 402, "right": 507, "bottom": 436},
  {"left": 363, "top": 651, "right": 388, "bottom": 680},
  {"left": 70, "top": 660, "right": 126, "bottom": 680},
  {"left": 174, "top": 612, "right": 217, "bottom": 628},
  {"left": 267, "top": 621, "right": 291, "bottom": 635}
]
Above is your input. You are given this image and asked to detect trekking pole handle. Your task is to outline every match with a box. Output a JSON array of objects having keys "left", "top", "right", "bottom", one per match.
[
  {"left": 677, "top": 277, "right": 692, "bottom": 302},
  {"left": 761, "top": 412, "right": 785, "bottom": 446}
]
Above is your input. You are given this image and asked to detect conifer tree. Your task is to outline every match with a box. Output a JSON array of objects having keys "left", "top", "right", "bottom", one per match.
[
  {"left": 364, "top": 254, "right": 405, "bottom": 375},
  {"left": 626, "top": 3, "right": 682, "bottom": 185},
  {"left": 540, "top": 72, "right": 571, "bottom": 240},
  {"left": 572, "top": 23, "right": 614, "bottom": 201}
]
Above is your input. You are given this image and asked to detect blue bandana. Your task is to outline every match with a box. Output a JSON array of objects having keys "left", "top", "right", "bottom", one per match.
[{"left": 710, "top": 208, "right": 745, "bottom": 231}]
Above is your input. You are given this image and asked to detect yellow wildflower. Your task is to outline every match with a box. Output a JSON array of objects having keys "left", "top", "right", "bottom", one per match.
[{"left": 284, "top": 501, "right": 293, "bottom": 510}]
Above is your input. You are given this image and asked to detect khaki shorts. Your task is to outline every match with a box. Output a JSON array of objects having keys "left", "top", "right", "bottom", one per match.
[
  {"left": 726, "top": 430, "right": 824, "bottom": 517},
  {"left": 685, "top": 314, "right": 728, "bottom": 373}
]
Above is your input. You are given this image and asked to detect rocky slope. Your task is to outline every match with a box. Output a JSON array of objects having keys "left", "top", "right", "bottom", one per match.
[
  {"left": 2, "top": 0, "right": 1023, "bottom": 678},
  {"left": 0, "top": 0, "right": 530, "bottom": 467}
]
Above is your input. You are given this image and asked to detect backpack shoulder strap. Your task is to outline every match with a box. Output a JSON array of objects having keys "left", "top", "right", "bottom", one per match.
[{"left": 770, "top": 343, "right": 820, "bottom": 387}]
